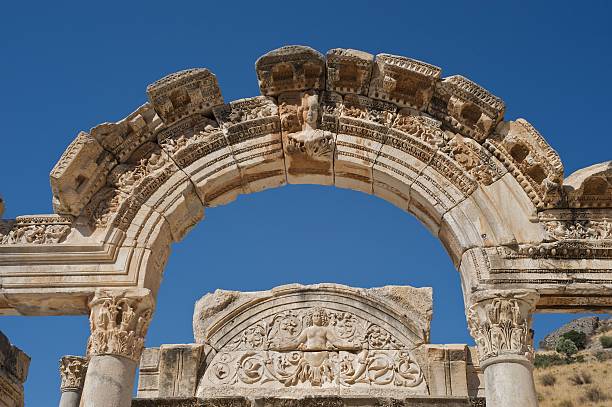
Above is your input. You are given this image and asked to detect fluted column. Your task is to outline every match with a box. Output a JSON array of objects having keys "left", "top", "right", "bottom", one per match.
[
  {"left": 80, "top": 289, "right": 154, "bottom": 407},
  {"left": 466, "top": 290, "right": 539, "bottom": 407},
  {"left": 59, "top": 356, "right": 87, "bottom": 407}
]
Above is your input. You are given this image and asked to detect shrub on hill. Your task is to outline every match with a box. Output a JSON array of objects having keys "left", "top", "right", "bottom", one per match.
[
  {"left": 556, "top": 337, "right": 579, "bottom": 358},
  {"left": 561, "top": 330, "right": 587, "bottom": 350},
  {"left": 600, "top": 335, "right": 612, "bottom": 349}
]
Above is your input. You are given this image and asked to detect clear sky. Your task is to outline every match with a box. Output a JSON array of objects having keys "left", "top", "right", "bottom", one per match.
[{"left": 1, "top": 1, "right": 611, "bottom": 405}]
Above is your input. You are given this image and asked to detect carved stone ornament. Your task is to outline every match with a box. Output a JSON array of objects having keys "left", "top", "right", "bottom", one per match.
[
  {"left": 195, "top": 284, "right": 432, "bottom": 397},
  {"left": 59, "top": 355, "right": 88, "bottom": 392},
  {"left": 0, "top": 215, "right": 72, "bottom": 245},
  {"left": 467, "top": 291, "right": 538, "bottom": 363},
  {"left": 87, "top": 289, "right": 154, "bottom": 362}
]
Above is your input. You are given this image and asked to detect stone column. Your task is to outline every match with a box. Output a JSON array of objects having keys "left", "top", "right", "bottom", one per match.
[
  {"left": 80, "top": 289, "right": 154, "bottom": 407},
  {"left": 59, "top": 356, "right": 87, "bottom": 407},
  {"left": 466, "top": 290, "right": 539, "bottom": 407}
]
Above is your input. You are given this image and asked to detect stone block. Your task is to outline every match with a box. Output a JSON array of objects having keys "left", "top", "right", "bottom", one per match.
[
  {"left": 369, "top": 54, "right": 441, "bottom": 110},
  {"left": 0, "top": 331, "right": 30, "bottom": 407},
  {"left": 326, "top": 49, "right": 374, "bottom": 95},
  {"left": 213, "top": 97, "right": 286, "bottom": 194},
  {"left": 256, "top": 46, "right": 326, "bottom": 96},
  {"left": 147, "top": 69, "right": 223, "bottom": 125},
  {"left": 428, "top": 75, "right": 504, "bottom": 142}
]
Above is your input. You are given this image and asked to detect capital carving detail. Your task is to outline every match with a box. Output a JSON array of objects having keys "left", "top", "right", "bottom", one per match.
[
  {"left": 87, "top": 289, "right": 154, "bottom": 362},
  {"left": 59, "top": 356, "right": 88, "bottom": 392},
  {"left": 467, "top": 291, "right": 538, "bottom": 363}
]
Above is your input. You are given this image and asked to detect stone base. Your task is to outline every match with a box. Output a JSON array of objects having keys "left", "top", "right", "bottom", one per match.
[{"left": 132, "top": 396, "right": 486, "bottom": 407}]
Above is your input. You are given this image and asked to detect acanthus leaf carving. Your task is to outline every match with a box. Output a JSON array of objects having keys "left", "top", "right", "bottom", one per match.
[
  {"left": 59, "top": 355, "right": 88, "bottom": 392},
  {"left": 87, "top": 289, "right": 154, "bottom": 362},
  {"left": 467, "top": 291, "right": 538, "bottom": 363}
]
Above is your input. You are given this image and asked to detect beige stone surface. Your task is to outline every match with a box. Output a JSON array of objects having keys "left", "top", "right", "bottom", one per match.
[
  {"left": 0, "top": 331, "right": 29, "bottom": 407},
  {"left": 0, "top": 44, "right": 610, "bottom": 321},
  {"left": 192, "top": 284, "right": 431, "bottom": 398}
]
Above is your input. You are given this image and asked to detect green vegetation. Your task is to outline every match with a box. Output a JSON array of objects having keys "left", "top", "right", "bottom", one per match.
[
  {"left": 561, "top": 330, "right": 587, "bottom": 350},
  {"left": 599, "top": 335, "right": 612, "bottom": 349},
  {"left": 556, "top": 337, "right": 579, "bottom": 358}
]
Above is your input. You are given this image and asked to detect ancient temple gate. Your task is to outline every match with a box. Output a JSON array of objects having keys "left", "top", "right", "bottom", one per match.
[{"left": 0, "top": 45, "right": 610, "bottom": 407}]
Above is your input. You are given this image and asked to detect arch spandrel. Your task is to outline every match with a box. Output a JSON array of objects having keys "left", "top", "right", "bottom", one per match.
[{"left": 0, "top": 45, "right": 611, "bottom": 316}]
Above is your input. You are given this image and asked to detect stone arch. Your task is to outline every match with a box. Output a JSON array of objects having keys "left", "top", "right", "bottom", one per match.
[{"left": 0, "top": 45, "right": 610, "bottom": 317}]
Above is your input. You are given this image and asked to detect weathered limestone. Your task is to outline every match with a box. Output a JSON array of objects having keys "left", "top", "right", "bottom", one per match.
[
  {"left": 1, "top": 43, "right": 612, "bottom": 406},
  {"left": 369, "top": 54, "right": 441, "bottom": 110},
  {"left": 256, "top": 46, "right": 326, "bottom": 96},
  {"left": 467, "top": 290, "right": 539, "bottom": 407},
  {"left": 81, "top": 289, "right": 154, "bottom": 407},
  {"left": 134, "top": 284, "right": 485, "bottom": 405},
  {"left": 0, "top": 332, "right": 29, "bottom": 407},
  {"left": 58, "top": 356, "right": 87, "bottom": 407},
  {"left": 2, "top": 45, "right": 611, "bottom": 318}
]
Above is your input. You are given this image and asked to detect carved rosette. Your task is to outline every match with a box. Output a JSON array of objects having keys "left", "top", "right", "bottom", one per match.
[
  {"left": 59, "top": 356, "right": 88, "bottom": 392},
  {"left": 467, "top": 290, "right": 538, "bottom": 364},
  {"left": 87, "top": 289, "right": 154, "bottom": 362}
]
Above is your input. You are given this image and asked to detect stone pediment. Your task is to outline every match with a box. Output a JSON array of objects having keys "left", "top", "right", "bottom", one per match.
[{"left": 192, "top": 284, "right": 432, "bottom": 398}]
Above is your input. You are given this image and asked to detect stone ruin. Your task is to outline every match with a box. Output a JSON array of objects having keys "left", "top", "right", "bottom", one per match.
[
  {"left": 0, "top": 45, "right": 610, "bottom": 407},
  {"left": 134, "top": 284, "right": 484, "bottom": 406}
]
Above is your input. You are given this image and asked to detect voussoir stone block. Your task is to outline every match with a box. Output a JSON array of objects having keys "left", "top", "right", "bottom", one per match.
[
  {"left": 428, "top": 75, "right": 505, "bottom": 142},
  {"left": 50, "top": 131, "right": 116, "bottom": 216},
  {"left": 256, "top": 45, "right": 326, "bottom": 96},
  {"left": 326, "top": 48, "right": 374, "bottom": 96},
  {"left": 147, "top": 68, "right": 223, "bottom": 125},
  {"left": 368, "top": 54, "right": 441, "bottom": 111}
]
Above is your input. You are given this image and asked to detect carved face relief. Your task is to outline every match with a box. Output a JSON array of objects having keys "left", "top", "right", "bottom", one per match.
[{"left": 201, "top": 306, "right": 425, "bottom": 391}]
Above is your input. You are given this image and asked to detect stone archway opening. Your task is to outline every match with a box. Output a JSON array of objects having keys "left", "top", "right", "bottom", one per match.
[{"left": 1, "top": 45, "right": 611, "bottom": 407}]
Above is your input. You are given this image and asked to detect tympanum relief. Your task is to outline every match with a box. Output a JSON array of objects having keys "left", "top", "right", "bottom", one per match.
[{"left": 201, "top": 306, "right": 425, "bottom": 392}]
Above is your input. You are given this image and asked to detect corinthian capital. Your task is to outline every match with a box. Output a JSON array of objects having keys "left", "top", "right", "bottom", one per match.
[
  {"left": 87, "top": 288, "right": 154, "bottom": 362},
  {"left": 59, "top": 355, "right": 88, "bottom": 392},
  {"left": 466, "top": 290, "right": 539, "bottom": 364}
]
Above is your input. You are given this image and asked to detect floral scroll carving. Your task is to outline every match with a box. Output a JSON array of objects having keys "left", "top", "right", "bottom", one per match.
[
  {"left": 467, "top": 291, "right": 538, "bottom": 363},
  {"left": 59, "top": 356, "right": 88, "bottom": 392},
  {"left": 87, "top": 289, "right": 154, "bottom": 362},
  {"left": 203, "top": 307, "right": 424, "bottom": 390},
  {"left": 0, "top": 215, "right": 72, "bottom": 245}
]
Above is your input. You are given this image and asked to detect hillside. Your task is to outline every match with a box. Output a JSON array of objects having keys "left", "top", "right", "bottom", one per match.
[{"left": 534, "top": 317, "right": 612, "bottom": 406}]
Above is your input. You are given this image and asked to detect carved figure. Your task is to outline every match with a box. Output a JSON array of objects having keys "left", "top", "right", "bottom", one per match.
[{"left": 283, "top": 93, "right": 334, "bottom": 159}]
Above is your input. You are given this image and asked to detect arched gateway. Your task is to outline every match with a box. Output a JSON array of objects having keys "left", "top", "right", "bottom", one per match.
[{"left": 0, "top": 46, "right": 610, "bottom": 407}]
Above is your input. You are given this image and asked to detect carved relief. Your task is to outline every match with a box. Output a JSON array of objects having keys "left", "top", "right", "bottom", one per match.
[
  {"left": 50, "top": 131, "right": 116, "bottom": 216},
  {"left": 256, "top": 46, "right": 326, "bottom": 96},
  {"left": 326, "top": 49, "right": 374, "bottom": 95},
  {"left": 467, "top": 291, "right": 538, "bottom": 363},
  {"left": 203, "top": 307, "right": 424, "bottom": 390},
  {"left": 439, "top": 134, "right": 505, "bottom": 186},
  {"left": 429, "top": 75, "right": 505, "bottom": 142},
  {"left": 87, "top": 289, "right": 154, "bottom": 362},
  {"left": 544, "top": 219, "right": 612, "bottom": 241},
  {"left": 279, "top": 92, "right": 334, "bottom": 160},
  {"left": 369, "top": 54, "right": 441, "bottom": 111},
  {"left": 487, "top": 119, "right": 564, "bottom": 209},
  {"left": 147, "top": 68, "right": 223, "bottom": 125},
  {"left": 563, "top": 161, "right": 611, "bottom": 209},
  {"left": 59, "top": 356, "right": 87, "bottom": 392},
  {"left": 90, "top": 104, "right": 162, "bottom": 163},
  {"left": 0, "top": 215, "right": 72, "bottom": 245},
  {"left": 82, "top": 143, "right": 180, "bottom": 231}
]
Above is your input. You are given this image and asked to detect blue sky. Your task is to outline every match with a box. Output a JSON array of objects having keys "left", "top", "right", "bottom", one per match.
[{"left": 1, "top": 1, "right": 611, "bottom": 405}]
